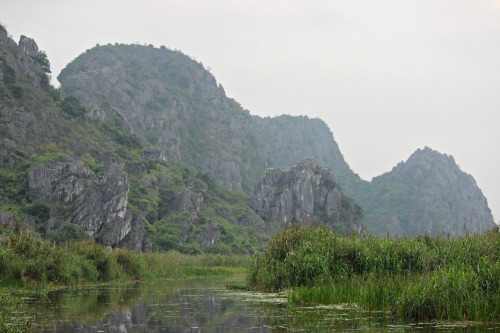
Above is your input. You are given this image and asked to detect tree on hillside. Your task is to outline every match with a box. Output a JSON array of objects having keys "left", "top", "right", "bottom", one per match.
[{"left": 35, "top": 50, "right": 51, "bottom": 74}]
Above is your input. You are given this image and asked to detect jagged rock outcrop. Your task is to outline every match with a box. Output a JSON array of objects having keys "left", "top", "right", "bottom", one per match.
[
  {"left": 359, "top": 147, "right": 496, "bottom": 237},
  {"left": 27, "top": 158, "right": 149, "bottom": 248},
  {"left": 0, "top": 27, "right": 46, "bottom": 91},
  {"left": 18, "top": 35, "right": 38, "bottom": 58},
  {"left": 250, "top": 159, "right": 363, "bottom": 234}
]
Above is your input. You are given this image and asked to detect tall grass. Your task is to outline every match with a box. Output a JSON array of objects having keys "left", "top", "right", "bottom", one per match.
[
  {"left": 0, "top": 230, "right": 250, "bottom": 331},
  {"left": 247, "top": 226, "right": 500, "bottom": 321},
  {"left": 0, "top": 230, "right": 250, "bottom": 287}
]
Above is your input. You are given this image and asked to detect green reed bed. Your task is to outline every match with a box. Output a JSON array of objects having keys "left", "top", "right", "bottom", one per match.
[
  {"left": 0, "top": 230, "right": 250, "bottom": 287},
  {"left": 247, "top": 226, "right": 500, "bottom": 321},
  {"left": 0, "top": 230, "right": 250, "bottom": 332},
  {"left": 138, "top": 251, "right": 249, "bottom": 279}
]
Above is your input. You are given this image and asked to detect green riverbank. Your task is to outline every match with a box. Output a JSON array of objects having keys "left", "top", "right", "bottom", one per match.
[
  {"left": 247, "top": 226, "right": 500, "bottom": 322},
  {"left": 0, "top": 230, "right": 250, "bottom": 332}
]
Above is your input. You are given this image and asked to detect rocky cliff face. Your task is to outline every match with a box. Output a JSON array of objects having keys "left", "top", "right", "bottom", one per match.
[
  {"left": 359, "top": 147, "right": 495, "bottom": 237},
  {"left": 0, "top": 27, "right": 46, "bottom": 91},
  {"left": 250, "top": 159, "right": 363, "bottom": 234},
  {"left": 28, "top": 157, "right": 151, "bottom": 249}
]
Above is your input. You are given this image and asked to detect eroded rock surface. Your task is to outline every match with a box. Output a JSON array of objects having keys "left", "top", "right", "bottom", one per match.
[
  {"left": 250, "top": 159, "right": 363, "bottom": 234},
  {"left": 28, "top": 158, "right": 141, "bottom": 247}
]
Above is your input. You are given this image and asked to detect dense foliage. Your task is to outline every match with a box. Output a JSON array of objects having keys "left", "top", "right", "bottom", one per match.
[{"left": 248, "top": 226, "right": 500, "bottom": 321}]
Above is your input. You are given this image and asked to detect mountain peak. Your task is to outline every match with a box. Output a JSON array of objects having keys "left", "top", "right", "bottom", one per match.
[
  {"left": 363, "top": 147, "right": 495, "bottom": 237},
  {"left": 19, "top": 35, "right": 38, "bottom": 58}
]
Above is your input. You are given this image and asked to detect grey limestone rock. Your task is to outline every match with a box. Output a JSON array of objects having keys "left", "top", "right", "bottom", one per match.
[
  {"left": 19, "top": 35, "right": 39, "bottom": 58},
  {"left": 28, "top": 158, "right": 140, "bottom": 248},
  {"left": 250, "top": 159, "right": 363, "bottom": 234},
  {"left": 0, "top": 212, "right": 15, "bottom": 228}
]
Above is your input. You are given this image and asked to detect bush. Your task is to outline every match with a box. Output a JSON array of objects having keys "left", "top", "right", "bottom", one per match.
[
  {"left": 47, "top": 223, "right": 86, "bottom": 245},
  {"left": 61, "top": 95, "right": 87, "bottom": 118},
  {"left": 112, "top": 249, "right": 142, "bottom": 280}
]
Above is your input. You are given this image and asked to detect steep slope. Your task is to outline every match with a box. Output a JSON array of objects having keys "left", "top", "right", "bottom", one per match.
[
  {"left": 0, "top": 25, "right": 147, "bottom": 249},
  {"left": 58, "top": 44, "right": 360, "bottom": 192},
  {"left": 358, "top": 147, "right": 495, "bottom": 237},
  {"left": 252, "top": 115, "right": 357, "bottom": 190},
  {"left": 0, "top": 26, "right": 272, "bottom": 253}
]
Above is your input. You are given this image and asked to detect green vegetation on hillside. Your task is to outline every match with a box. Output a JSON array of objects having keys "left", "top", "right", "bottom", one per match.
[
  {"left": 58, "top": 43, "right": 360, "bottom": 195},
  {"left": 248, "top": 226, "right": 500, "bottom": 321},
  {"left": 1, "top": 33, "right": 273, "bottom": 254}
]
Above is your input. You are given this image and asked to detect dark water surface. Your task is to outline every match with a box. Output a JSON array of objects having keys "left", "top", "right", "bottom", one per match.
[{"left": 24, "top": 276, "right": 498, "bottom": 332}]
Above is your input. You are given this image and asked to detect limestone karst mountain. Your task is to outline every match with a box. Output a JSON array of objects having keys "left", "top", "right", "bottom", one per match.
[
  {"left": 0, "top": 23, "right": 495, "bottom": 250},
  {"left": 356, "top": 147, "right": 495, "bottom": 237},
  {"left": 58, "top": 42, "right": 495, "bottom": 237}
]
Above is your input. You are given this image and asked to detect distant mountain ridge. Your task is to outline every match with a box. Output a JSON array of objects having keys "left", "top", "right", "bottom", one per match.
[{"left": 357, "top": 147, "right": 495, "bottom": 236}]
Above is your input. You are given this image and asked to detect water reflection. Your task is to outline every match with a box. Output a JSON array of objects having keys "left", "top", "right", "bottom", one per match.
[{"left": 24, "top": 277, "right": 499, "bottom": 332}]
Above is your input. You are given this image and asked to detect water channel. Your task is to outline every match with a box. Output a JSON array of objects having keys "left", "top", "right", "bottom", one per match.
[{"left": 22, "top": 276, "right": 499, "bottom": 332}]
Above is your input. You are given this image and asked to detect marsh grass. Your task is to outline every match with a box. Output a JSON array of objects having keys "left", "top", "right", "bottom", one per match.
[
  {"left": 0, "top": 230, "right": 250, "bottom": 287},
  {"left": 0, "top": 230, "right": 250, "bottom": 331},
  {"left": 248, "top": 226, "right": 500, "bottom": 322}
]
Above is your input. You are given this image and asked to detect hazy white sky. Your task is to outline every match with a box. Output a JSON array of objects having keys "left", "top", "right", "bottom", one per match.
[{"left": 2, "top": 0, "right": 499, "bottom": 221}]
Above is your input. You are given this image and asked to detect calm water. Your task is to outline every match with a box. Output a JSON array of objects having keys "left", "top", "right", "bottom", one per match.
[{"left": 22, "top": 276, "right": 499, "bottom": 332}]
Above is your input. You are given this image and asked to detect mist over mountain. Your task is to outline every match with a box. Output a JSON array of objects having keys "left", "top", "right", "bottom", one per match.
[
  {"left": 356, "top": 147, "right": 495, "bottom": 237},
  {"left": 0, "top": 24, "right": 496, "bottom": 252}
]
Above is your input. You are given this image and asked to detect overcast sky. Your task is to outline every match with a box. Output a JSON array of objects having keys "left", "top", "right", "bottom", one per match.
[{"left": 3, "top": 0, "right": 499, "bottom": 222}]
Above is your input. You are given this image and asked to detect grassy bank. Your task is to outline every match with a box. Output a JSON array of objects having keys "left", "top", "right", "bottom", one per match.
[
  {"left": 247, "top": 226, "right": 500, "bottom": 322},
  {"left": 0, "top": 230, "right": 250, "bottom": 332},
  {"left": 0, "top": 230, "right": 249, "bottom": 287}
]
